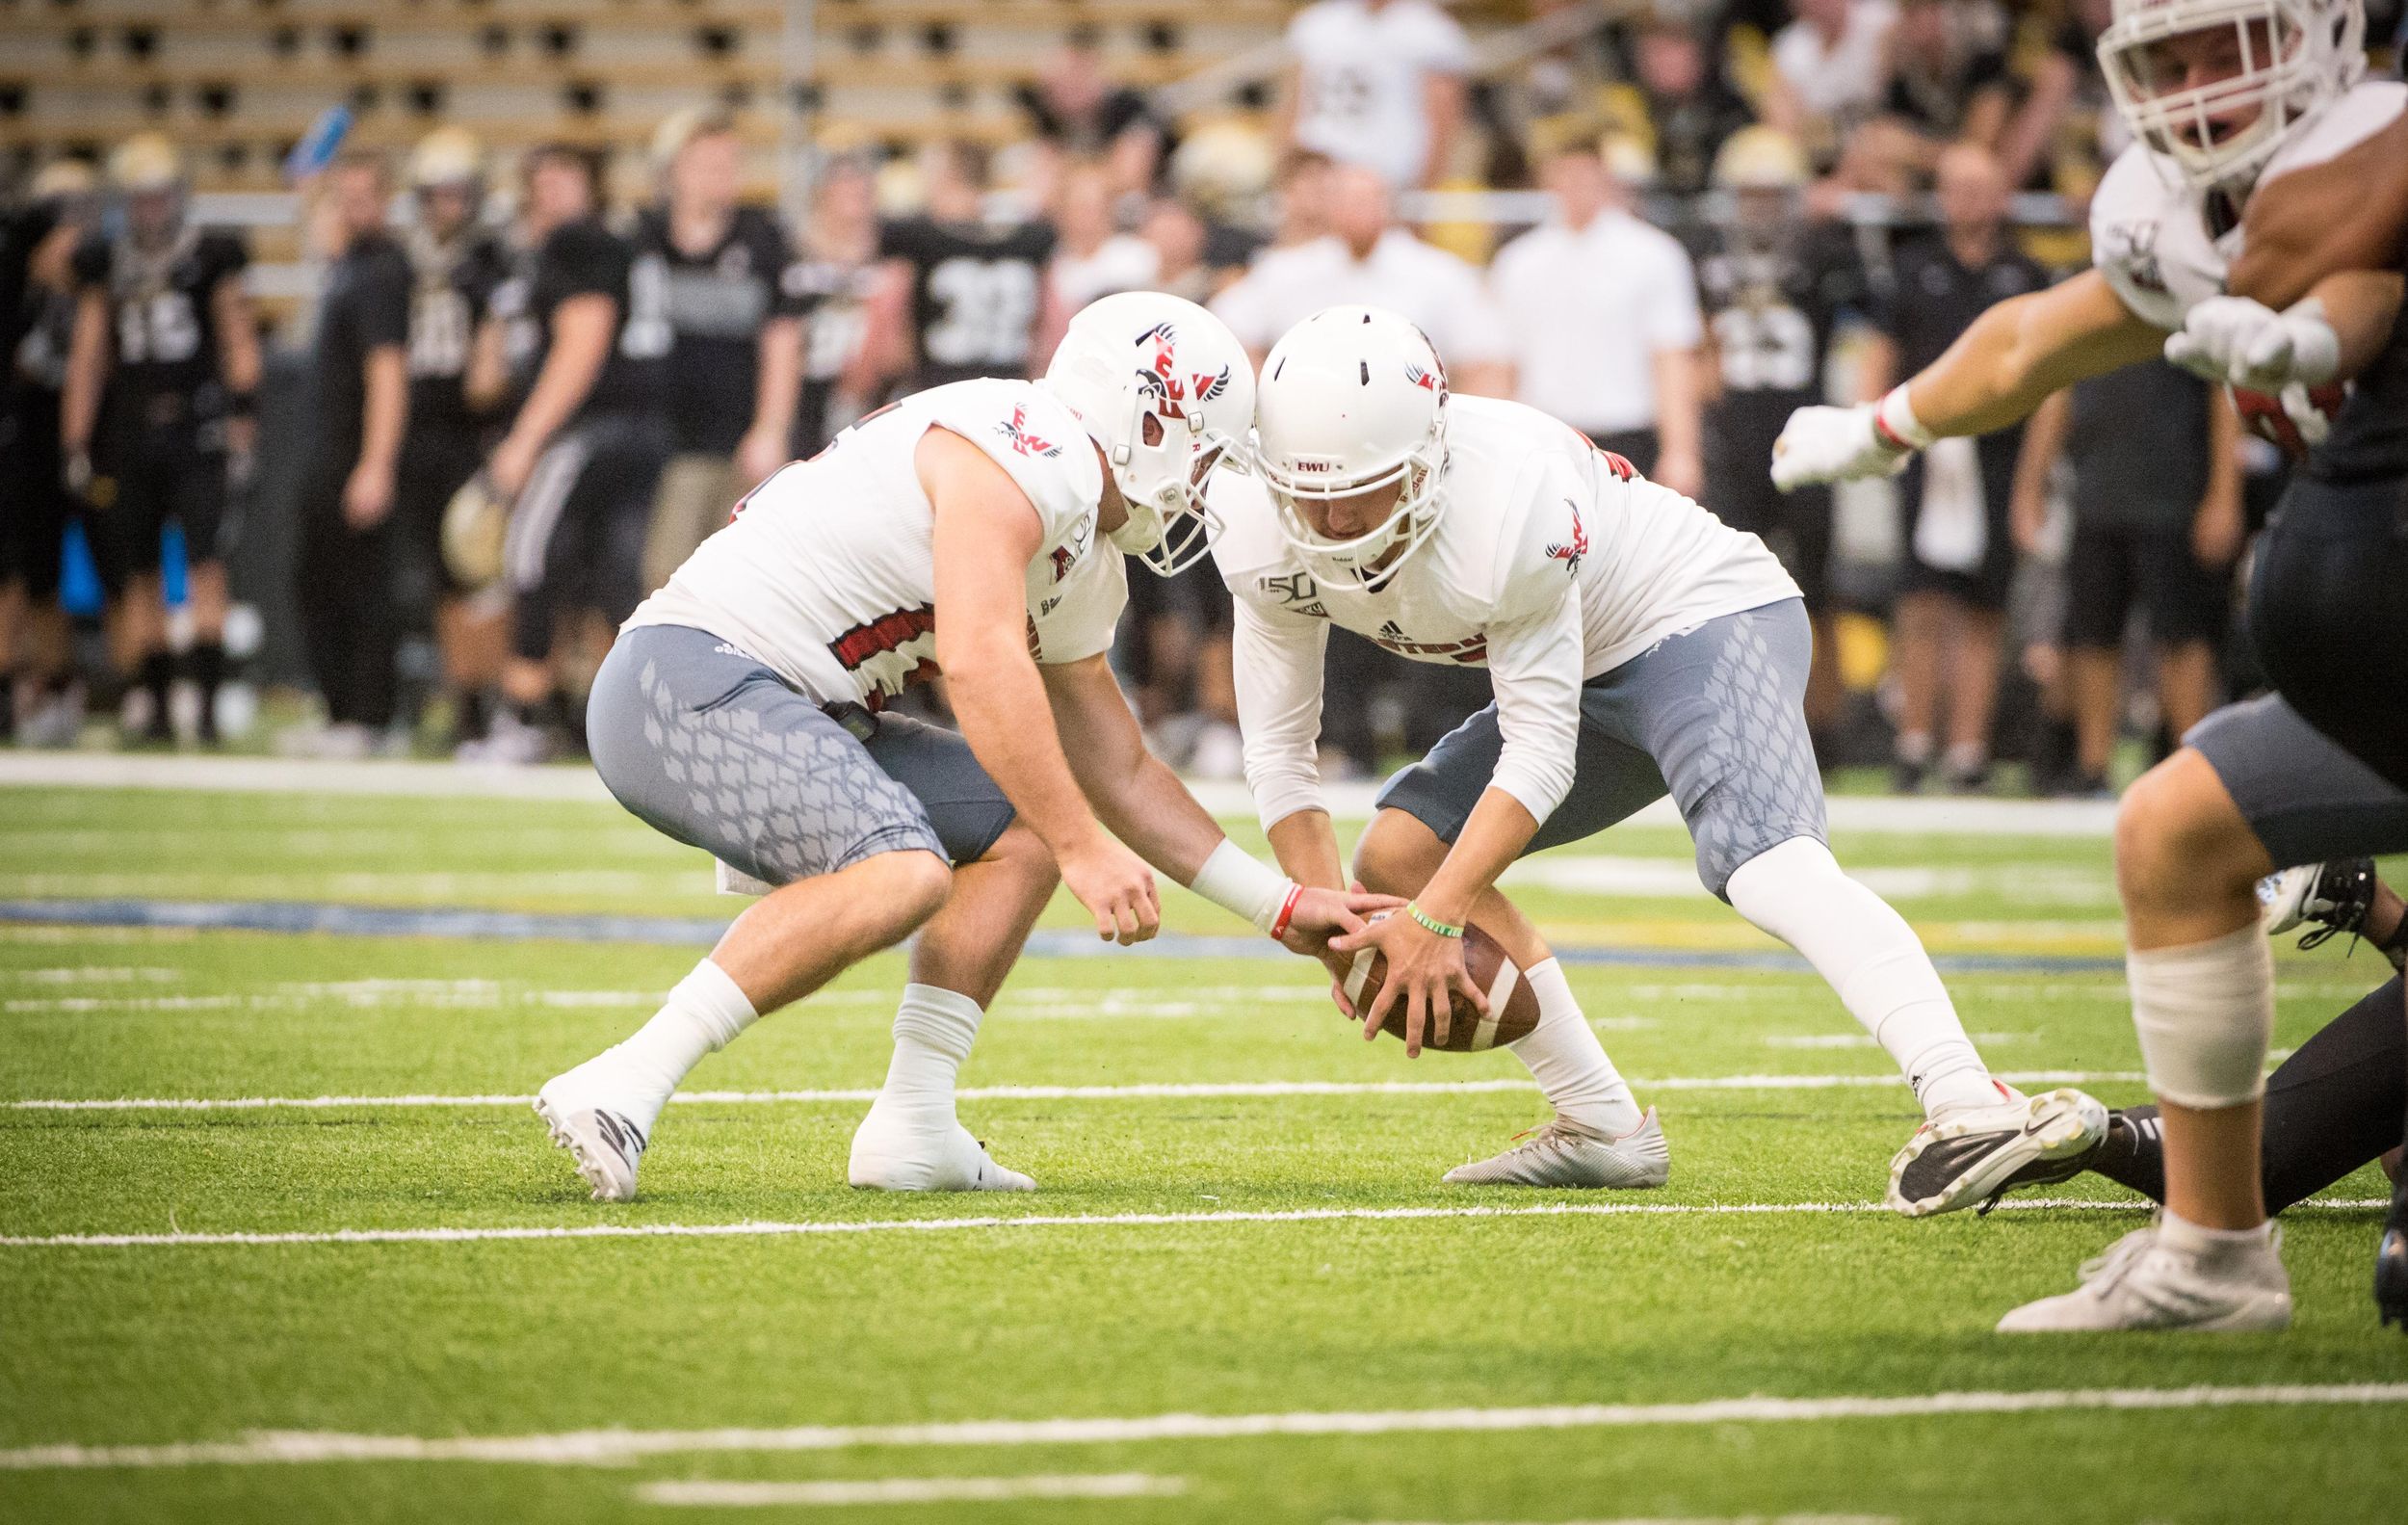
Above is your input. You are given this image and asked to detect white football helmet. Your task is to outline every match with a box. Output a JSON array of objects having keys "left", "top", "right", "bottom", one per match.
[
  {"left": 2098, "top": 0, "right": 2365, "bottom": 192},
  {"left": 1250, "top": 305, "right": 1450, "bottom": 590},
  {"left": 1041, "top": 290, "right": 1254, "bottom": 576}
]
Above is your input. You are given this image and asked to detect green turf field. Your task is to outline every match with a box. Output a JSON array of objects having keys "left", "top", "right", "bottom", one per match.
[{"left": 2, "top": 778, "right": 2403, "bottom": 1523}]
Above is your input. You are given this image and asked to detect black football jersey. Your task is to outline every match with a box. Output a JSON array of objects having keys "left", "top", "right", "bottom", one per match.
[
  {"left": 404, "top": 226, "right": 509, "bottom": 442},
  {"left": 781, "top": 253, "right": 879, "bottom": 458},
  {"left": 878, "top": 216, "right": 1055, "bottom": 385},
  {"left": 630, "top": 205, "right": 803, "bottom": 455},
  {"left": 489, "top": 217, "right": 667, "bottom": 424},
  {"left": 1693, "top": 224, "right": 1868, "bottom": 462},
  {"left": 71, "top": 224, "right": 249, "bottom": 420}
]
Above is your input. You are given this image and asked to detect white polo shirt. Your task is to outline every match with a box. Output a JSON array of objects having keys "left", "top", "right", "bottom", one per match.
[
  {"left": 1210, "top": 229, "right": 1508, "bottom": 365},
  {"left": 1287, "top": 0, "right": 1472, "bottom": 188},
  {"left": 1488, "top": 207, "right": 1704, "bottom": 435}
]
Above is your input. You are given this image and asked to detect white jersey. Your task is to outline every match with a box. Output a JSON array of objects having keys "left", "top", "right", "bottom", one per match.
[
  {"left": 1286, "top": 0, "right": 1471, "bottom": 189},
  {"left": 1212, "top": 395, "right": 1797, "bottom": 830},
  {"left": 627, "top": 379, "right": 1125, "bottom": 709},
  {"left": 2091, "top": 80, "right": 2408, "bottom": 331}
]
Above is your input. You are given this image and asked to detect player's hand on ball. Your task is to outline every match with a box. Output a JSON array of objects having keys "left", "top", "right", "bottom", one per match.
[
  {"left": 1769, "top": 404, "right": 1910, "bottom": 491},
  {"left": 1276, "top": 885, "right": 1406, "bottom": 958},
  {"left": 1332, "top": 910, "right": 1487, "bottom": 1058},
  {"left": 2165, "top": 295, "right": 2341, "bottom": 392},
  {"left": 1060, "top": 836, "right": 1160, "bottom": 945}
]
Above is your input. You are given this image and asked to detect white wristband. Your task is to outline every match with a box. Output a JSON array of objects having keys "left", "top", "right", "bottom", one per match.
[
  {"left": 1875, "top": 385, "right": 1936, "bottom": 451},
  {"left": 1189, "top": 839, "right": 1294, "bottom": 934}
]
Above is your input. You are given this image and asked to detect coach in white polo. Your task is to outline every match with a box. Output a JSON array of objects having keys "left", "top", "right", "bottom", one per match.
[
  {"left": 1211, "top": 163, "right": 1510, "bottom": 396},
  {"left": 1279, "top": 0, "right": 1471, "bottom": 189},
  {"left": 1489, "top": 142, "right": 1707, "bottom": 498}
]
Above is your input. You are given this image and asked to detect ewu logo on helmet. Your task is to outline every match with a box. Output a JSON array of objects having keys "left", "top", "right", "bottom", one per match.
[{"left": 1134, "top": 321, "right": 1232, "bottom": 420}]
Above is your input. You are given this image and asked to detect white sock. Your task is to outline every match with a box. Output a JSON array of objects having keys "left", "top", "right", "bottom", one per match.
[
  {"left": 605, "top": 960, "right": 758, "bottom": 1096},
  {"left": 1508, "top": 958, "right": 1644, "bottom": 1137},
  {"left": 1723, "top": 836, "right": 1995, "bottom": 1119},
  {"left": 2159, "top": 1208, "right": 2273, "bottom": 1258},
  {"left": 874, "top": 983, "right": 984, "bottom": 1123}
]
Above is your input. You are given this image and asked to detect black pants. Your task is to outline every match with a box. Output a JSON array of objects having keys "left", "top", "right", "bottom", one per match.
[
  {"left": 295, "top": 463, "right": 399, "bottom": 729},
  {"left": 2248, "top": 475, "right": 2408, "bottom": 789}
]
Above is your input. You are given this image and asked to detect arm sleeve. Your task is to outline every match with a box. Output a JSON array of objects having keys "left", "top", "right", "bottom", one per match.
[
  {"left": 69, "top": 232, "right": 110, "bottom": 291},
  {"left": 1641, "top": 236, "right": 1705, "bottom": 352},
  {"left": 1479, "top": 588, "right": 1587, "bottom": 826},
  {"left": 1231, "top": 594, "right": 1333, "bottom": 831},
  {"left": 360, "top": 252, "right": 413, "bottom": 351},
  {"left": 203, "top": 231, "right": 251, "bottom": 284}
]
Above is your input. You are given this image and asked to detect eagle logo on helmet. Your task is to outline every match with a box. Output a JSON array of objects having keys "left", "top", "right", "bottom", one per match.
[
  {"left": 1405, "top": 362, "right": 1446, "bottom": 398},
  {"left": 1134, "top": 321, "right": 1231, "bottom": 420}
]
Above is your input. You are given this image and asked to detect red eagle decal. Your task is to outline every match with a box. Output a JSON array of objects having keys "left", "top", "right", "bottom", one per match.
[
  {"left": 1404, "top": 362, "right": 1445, "bottom": 396},
  {"left": 1544, "top": 499, "right": 1588, "bottom": 575},
  {"left": 1136, "top": 321, "right": 1230, "bottom": 420},
  {"left": 996, "top": 405, "right": 1061, "bottom": 458}
]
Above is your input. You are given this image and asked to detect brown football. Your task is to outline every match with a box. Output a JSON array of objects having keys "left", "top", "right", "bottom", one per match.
[{"left": 1340, "top": 915, "right": 1543, "bottom": 1053}]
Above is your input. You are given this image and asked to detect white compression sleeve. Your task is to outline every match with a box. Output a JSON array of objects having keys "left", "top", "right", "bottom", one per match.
[
  {"left": 1723, "top": 836, "right": 1994, "bottom": 1118},
  {"left": 2128, "top": 923, "right": 2274, "bottom": 1110}
]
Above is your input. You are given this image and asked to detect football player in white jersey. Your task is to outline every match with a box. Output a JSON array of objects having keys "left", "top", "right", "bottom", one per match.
[
  {"left": 1771, "top": 0, "right": 2408, "bottom": 1328},
  {"left": 1214, "top": 305, "right": 2106, "bottom": 1203},
  {"left": 534, "top": 292, "right": 1397, "bottom": 1201}
]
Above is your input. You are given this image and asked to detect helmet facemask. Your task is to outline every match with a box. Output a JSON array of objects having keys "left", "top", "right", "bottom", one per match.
[
  {"left": 2098, "top": 0, "right": 2364, "bottom": 193},
  {"left": 1104, "top": 397, "right": 1242, "bottom": 578},
  {"left": 1259, "top": 426, "right": 1448, "bottom": 592}
]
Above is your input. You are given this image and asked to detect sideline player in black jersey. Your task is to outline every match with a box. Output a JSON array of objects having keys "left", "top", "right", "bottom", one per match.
[
  {"left": 783, "top": 156, "right": 880, "bottom": 460},
  {"left": 629, "top": 108, "right": 805, "bottom": 590},
  {"left": 295, "top": 151, "right": 413, "bottom": 757},
  {"left": 1689, "top": 126, "right": 1868, "bottom": 759},
  {"left": 462, "top": 144, "right": 670, "bottom": 764},
  {"left": 2, "top": 160, "right": 97, "bottom": 748},
  {"left": 60, "top": 133, "right": 259, "bottom": 746},
  {"left": 398, "top": 128, "right": 510, "bottom": 744},
  {"left": 865, "top": 141, "right": 1059, "bottom": 396}
]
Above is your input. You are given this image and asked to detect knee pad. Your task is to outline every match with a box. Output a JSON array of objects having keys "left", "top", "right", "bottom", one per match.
[{"left": 2129, "top": 923, "right": 2275, "bottom": 1110}]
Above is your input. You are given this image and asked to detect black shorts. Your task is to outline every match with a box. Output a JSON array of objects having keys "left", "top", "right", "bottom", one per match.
[
  {"left": 0, "top": 392, "right": 72, "bottom": 602},
  {"left": 89, "top": 413, "right": 230, "bottom": 581},
  {"left": 1897, "top": 492, "right": 2015, "bottom": 611},
  {"left": 2060, "top": 520, "right": 2232, "bottom": 648},
  {"left": 1709, "top": 450, "right": 1832, "bottom": 609},
  {"left": 2245, "top": 472, "right": 2408, "bottom": 790},
  {"left": 503, "top": 413, "right": 672, "bottom": 664},
  {"left": 396, "top": 428, "right": 488, "bottom": 607}
]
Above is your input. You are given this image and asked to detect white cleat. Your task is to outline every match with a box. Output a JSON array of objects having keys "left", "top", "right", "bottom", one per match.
[
  {"left": 534, "top": 1061, "right": 667, "bottom": 1202},
  {"left": 1996, "top": 1223, "right": 2292, "bottom": 1333},
  {"left": 849, "top": 1105, "right": 1035, "bottom": 1193},
  {"left": 1888, "top": 1084, "right": 2108, "bottom": 1217},
  {"left": 1442, "top": 1108, "right": 1670, "bottom": 1189}
]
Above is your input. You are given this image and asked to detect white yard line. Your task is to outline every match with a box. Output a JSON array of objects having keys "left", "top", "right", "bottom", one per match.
[
  {"left": 637, "top": 1474, "right": 1186, "bottom": 1507},
  {"left": 1, "top": 1069, "right": 2153, "bottom": 1112},
  {"left": 2, "top": 1382, "right": 2398, "bottom": 1470},
  {"left": 0, "top": 1196, "right": 2382, "bottom": 1251},
  {"left": 0, "top": 752, "right": 2121, "bottom": 835},
  {"left": 1356, "top": 1517, "right": 1897, "bottom": 1525}
]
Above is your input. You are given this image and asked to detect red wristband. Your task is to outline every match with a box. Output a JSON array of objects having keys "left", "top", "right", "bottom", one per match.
[{"left": 1268, "top": 882, "right": 1303, "bottom": 941}]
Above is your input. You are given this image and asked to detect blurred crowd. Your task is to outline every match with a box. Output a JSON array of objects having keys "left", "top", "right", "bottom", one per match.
[{"left": 2, "top": 0, "right": 2398, "bottom": 791}]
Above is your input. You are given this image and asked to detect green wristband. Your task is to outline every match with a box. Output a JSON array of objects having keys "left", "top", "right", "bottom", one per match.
[{"left": 1406, "top": 903, "right": 1464, "bottom": 939}]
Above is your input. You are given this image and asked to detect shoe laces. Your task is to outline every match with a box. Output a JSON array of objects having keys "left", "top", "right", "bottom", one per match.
[{"left": 2074, "top": 1228, "right": 2159, "bottom": 1296}]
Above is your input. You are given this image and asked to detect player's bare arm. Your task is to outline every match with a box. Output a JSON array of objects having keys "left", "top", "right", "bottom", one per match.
[
  {"left": 58, "top": 287, "right": 109, "bottom": 487},
  {"left": 921, "top": 424, "right": 1161, "bottom": 945},
  {"left": 1777, "top": 270, "right": 2168, "bottom": 493},
  {"left": 1041, "top": 651, "right": 1398, "bottom": 956},
  {"left": 2227, "top": 109, "right": 2408, "bottom": 306},
  {"left": 210, "top": 269, "right": 262, "bottom": 457},
  {"left": 489, "top": 291, "right": 613, "bottom": 498}
]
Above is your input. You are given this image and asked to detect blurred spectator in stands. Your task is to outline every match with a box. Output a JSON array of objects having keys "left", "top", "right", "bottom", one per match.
[
  {"left": 784, "top": 155, "right": 880, "bottom": 460},
  {"left": 2010, "top": 363, "right": 2241, "bottom": 796},
  {"left": 1764, "top": 0, "right": 1899, "bottom": 166},
  {"left": 1015, "top": 29, "right": 1165, "bottom": 197},
  {"left": 1490, "top": 141, "right": 1705, "bottom": 497},
  {"left": 1997, "top": 0, "right": 2116, "bottom": 190},
  {"left": 1211, "top": 163, "right": 1508, "bottom": 393},
  {"left": 462, "top": 144, "right": 670, "bottom": 764},
  {"left": 397, "top": 128, "right": 510, "bottom": 749},
  {"left": 1692, "top": 127, "right": 1868, "bottom": 758},
  {"left": 1864, "top": 0, "right": 2013, "bottom": 182},
  {"left": 292, "top": 151, "right": 410, "bottom": 759},
  {"left": 860, "top": 142, "right": 1058, "bottom": 397},
  {"left": 1632, "top": 15, "right": 1756, "bottom": 197},
  {"left": 1278, "top": 0, "right": 1472, "bottom": 190},
  {"left": 0, "top": 159, "right": 98, "bottom": 748},
  {"left": 630, "top": 108, "right": 803, "bottom": 592},
  {"left": 1139, "top": 197, "right": 1246, "bottom": 305},
  {"left": 1046, "top": 160, "right": 1158, "bottom": 329},
  {"left": 1265, "top": 149, "right": 1335, "bottom": 253},
  {"left": 1860, "top": 142, "right": 2042, "bottom": 794}
]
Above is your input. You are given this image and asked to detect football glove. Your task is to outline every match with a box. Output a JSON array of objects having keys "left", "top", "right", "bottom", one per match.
[{"left": 2164, "top": 295, "right": 2341, "bottom": 393}]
